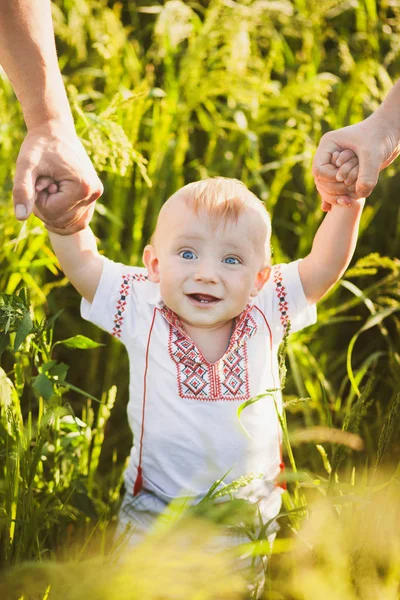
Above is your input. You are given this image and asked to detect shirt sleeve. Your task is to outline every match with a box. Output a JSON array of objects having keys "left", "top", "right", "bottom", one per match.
[
  {"left": 258, "top": 259, "right": 317, "bottom": 341},
  {"left": 80, "top": 257, "right": 137, "bottom": 345}
]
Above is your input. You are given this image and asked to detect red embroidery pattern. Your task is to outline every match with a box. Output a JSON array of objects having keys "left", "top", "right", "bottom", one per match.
[
  {"left": 161, "top": 305, "right": 257, "bottom": 401},
  {"left": 112, "top": 271, "right": 148, "bottom": 338},
  {"left": 132, "top": 273, "right": 148, "bottom": 282},
  {"left": 273, "top": 265, "right": 290, "bottom": 333}
]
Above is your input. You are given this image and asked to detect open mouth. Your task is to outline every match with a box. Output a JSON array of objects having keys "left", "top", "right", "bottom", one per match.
[{"left": 186, "top": 293, "right": 221, "bottom": 305}]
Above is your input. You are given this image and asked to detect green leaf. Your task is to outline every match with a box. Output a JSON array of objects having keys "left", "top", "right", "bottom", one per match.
[
  {"left": 196, "top": 466, "right": 235, "bottom": 504},
  {"left": 16, "top": 286, "right": 30, "bottom": 308},
  {"left": 33, "top": 373, "right": 54, "bottom": 401},
  {"left": 42, "top": 361, "right": 69, "bottom": 382},
  {"left": 55, "top": 335, "right": 105, "bottom": 350},
  {"left": 237, "top": 390, "right": 279, "bottom": 436},
  {"left": 42, "top": 360, "right": 58, "bottom": 373},
  {"left": 4, "top": 313, "right": 11, "bottom": 335},
  {"left": 46, "top": 309, "right": 64, "bottom": 329},
  {"left": 48, "top": 362, "right": 69, "bottom": 382},
  {"left": 0, "top": 333, "right": 9, "bottom": 356},
  {"left": 347, "top": 307, "right": 400, "bottom": 397},
  {"left": 61, "top": 381, "right": 101, "bottom": 403},
  {"left": 237, "top": 393, "right": 269, "bottom": 420},
  {"left": 358, "top": 306, "right": 400, "bottom": 334}
]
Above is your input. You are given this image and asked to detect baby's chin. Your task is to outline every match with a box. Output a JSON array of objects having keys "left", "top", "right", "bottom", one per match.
[
  {"left": 177, "top": 307, "right": 244, "bottom": 331},
  {"left": 163, "top": 294, "right": 250, "bottom": 329}
]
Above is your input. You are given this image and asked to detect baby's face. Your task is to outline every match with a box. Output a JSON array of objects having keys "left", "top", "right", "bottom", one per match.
[{"left": 143, "top": 196, "right": 270, "bottom": 331}]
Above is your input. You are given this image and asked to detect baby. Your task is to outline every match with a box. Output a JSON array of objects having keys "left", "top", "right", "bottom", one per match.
[{"left": 41, "top": 172, "right": 363, "bottom": 546}]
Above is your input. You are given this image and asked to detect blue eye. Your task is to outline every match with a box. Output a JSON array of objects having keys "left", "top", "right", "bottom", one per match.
[
  {"left": 223, "top": 256, "right": 240, "bottom": 265},
  {"left": 179, "top": 250, "right": 197, "bottom": 260}
]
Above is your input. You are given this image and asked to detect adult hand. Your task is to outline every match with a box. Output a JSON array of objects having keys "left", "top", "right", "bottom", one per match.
[
  {"left": 14, "top": 120, "right": 103, "bottom": 235},
  {"left": 312, "top": 116, "right": 400, "bottom": 211}
]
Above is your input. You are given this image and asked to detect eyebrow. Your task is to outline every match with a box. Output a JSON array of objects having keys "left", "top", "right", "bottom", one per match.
[
  {"left": 174, "top": 235, "right": 253, "bottom": 252},
  {"left": 175, "top": 235, "right": 204, "bottom": 243}
]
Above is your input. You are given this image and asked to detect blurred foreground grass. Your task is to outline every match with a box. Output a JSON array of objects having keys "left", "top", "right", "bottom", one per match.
[
  {"left": 1, "top": 0, "right": 400, "bottom": 598},
  {"left": 1, "top": 471, "right": 399, "bottom": 599}
]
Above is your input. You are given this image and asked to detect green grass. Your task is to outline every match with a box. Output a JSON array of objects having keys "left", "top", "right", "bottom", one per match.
[{"left": 0, "top": 1, "right": 400, "bottom": 597}]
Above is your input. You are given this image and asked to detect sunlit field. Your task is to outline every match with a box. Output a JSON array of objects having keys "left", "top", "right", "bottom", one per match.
[{"left": 1, "top": 1, "right": 399, "bottom": 598}]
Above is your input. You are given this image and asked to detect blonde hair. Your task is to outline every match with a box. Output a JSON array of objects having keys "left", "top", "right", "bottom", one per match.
[
  {"left": 177, "top": 177, "right": 270, "bottom": 228},
  {"left": 153, "top": 177, "right": 272, "bottom": 263}
]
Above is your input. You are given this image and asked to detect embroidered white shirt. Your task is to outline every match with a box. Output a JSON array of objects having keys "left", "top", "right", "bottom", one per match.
[{"left": 81, "top": 258, "right": 316, "bottom": 505}]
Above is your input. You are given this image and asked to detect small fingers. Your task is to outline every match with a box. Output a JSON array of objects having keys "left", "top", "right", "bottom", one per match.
[
  {"left": 35, "top": 176, "right": 53, "bottom": 192},
  {"left": 35, "top": 176, "right": 59, "bottom": 194},
  {"left": 343, "top": 165, "right": 359, "bottom": 187},
  {"left": 331, "top": 151, "right": 340, "bottom": 166},
  {"left": 336, "top": 157, "right": 359, "bottom": 183},
  {"left": 336, "top": 149, "right": 357, "bottom": 166}
]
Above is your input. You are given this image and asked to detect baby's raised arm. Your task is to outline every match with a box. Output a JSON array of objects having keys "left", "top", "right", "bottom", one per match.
[
  {"left": 299, "top": 174, "right": 364, "bottom": 305},
  {"left": 48, "top": 228, "right": 103, "bottom": 304}
]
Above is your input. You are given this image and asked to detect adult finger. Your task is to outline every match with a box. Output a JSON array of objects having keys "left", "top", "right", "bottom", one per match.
[
  {"left": 336, "top": 195, "right": 355, "bottom": 206},
  {"left": 312, "top": 134, "right": 343, "bottom": 176},
  {"left": 321, "top": 199, "right": 332, "bottom": 212},
  {"left": 315, "top": 180, "right": 359, "bottom": 205},
  {"left": 13, "top": 161, "right": 37, "bottom": 219},
  {"left": 35, "top": 180, "right": 99, "bottom": 229},
  {"left": 314, "top": 185, "right": 341, "bottom": 206},
  {"left": 316, "top": 178, "right": 359, "bottom": 196},
  {"left": 314, "top": 162, "right": 345, "bottom": 182},
  {"left": 43, "top": 203, "right": 96, "bottom": 235},
  {"left": 355, "top": 149, "right": 381, "bottom": 197}
]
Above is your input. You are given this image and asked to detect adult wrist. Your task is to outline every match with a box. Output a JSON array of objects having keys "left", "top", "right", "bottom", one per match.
[
  {"left": 25, "top": 116, "right": 77, "bottom": 138},
  {"left": 26, "top": 113, "right": 76, "bottom": 134},
  {"left": 16, "top": 71, "right": 73, "bottom": 129},
  {"left": 368, "top": 106, "right": 400, "bottom": 147}
]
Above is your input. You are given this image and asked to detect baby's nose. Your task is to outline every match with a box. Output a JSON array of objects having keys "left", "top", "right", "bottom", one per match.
[{"left": 193, "top": 261, "right": 219, "bottom": 283}]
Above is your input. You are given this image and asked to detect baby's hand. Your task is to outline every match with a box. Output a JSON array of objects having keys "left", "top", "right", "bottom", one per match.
[
  {"left": 315, "top": 148, "right": 360, "bottom": 212},
  {"left": 33, "top": 176, "right": 96, "bottom": 232},
  {"left": 331, "top": 149, "right": 359, "bottom": 206},
  {"left": 333, "top": 149, "right": 359, "bottom": 186}
]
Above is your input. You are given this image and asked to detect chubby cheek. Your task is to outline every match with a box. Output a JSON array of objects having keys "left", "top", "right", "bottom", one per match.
[
  {"left": 160, "top": 260, "right": 188, "bottom": 286},
  {"left": 232, "top": 273, "right": 255, "bottom": 300},
  {"left": 158, "top": 272, "right": 183, "bottom": 309}
]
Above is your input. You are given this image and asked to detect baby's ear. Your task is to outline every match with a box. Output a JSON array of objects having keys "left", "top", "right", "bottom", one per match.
[
  {"left": 142, "top": 245, "right": 160, "bottom": 283},
  {"left": 250, "top": 266, "right": 271, "bottom": 297}
]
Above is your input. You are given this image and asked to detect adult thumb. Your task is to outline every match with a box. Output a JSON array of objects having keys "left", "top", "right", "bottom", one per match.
[
  {"left": 13, "top": 166, "right": 36, "bottom": 220},
  {"left": 355, "top": 150, "right": 381, "bottom": 198}
]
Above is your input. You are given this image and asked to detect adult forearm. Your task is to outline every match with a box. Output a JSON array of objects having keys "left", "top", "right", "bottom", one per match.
[
  {"left": 371, "top": 79, "right": 400, "bottom": 143},
  {"left": 0, "top": 0, "right": 73, "bottom": 130}
]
